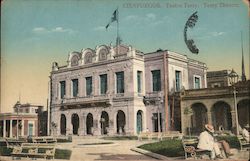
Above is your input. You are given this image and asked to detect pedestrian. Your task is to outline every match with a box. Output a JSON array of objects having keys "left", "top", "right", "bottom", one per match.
[{"left": 197, "top": 124, "right": 232, "bottom": 159}]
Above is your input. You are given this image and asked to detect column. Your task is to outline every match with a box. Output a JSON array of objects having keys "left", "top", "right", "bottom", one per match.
[
  {"left": 94, "top": 72, "right": 98, "bottom": 96},
  {"left": 21, "top": 120, "right": 24, "bottom": 136},
  {"left": 10, "top": 120, "right": 13, "bottom": 138},
  {"left": 231, "top": 110, "right": 236, "bottom": 130},
  {"left": 78, "top": 114, "right": 84, "bottom": 136},
  {"left": 207, "top": 111, "right": 212, "bottom": 125},
  {"left": 3, "top": 120, "right": 6, "bottom": 137},
  {"left": 66, "top": 113, "right": 72, "bottom": 135},
  {"left": 78, "top": 77, "right": 84, "bottom": 97},
  {"left": 66, "top": 79, "right": 71, "bottom": 99}
]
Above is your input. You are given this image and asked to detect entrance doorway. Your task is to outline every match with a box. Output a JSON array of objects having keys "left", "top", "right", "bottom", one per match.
[
  {"left": 100, "top": 111, "right": 109, "bottom": 135},
  {"left": 116, "top": 110, "right": 126, "bottom": 134},
  {"left": 71, "top": 113, "right": 79, "bottom": 135}
]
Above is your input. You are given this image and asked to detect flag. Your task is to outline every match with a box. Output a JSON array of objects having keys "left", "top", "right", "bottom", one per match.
[{"left": 106, "top": 9, "right": 118, "bottom": 30}]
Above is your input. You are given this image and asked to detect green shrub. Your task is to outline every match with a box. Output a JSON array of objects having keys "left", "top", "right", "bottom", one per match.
[
  {"left": 216, "top": 135, "right": 240, "bottom": 148},
  {"left": 55, "top": 149, "right": 72, "bottom": 160},
  {"left": 0, "top": 146, "right": 12, "bottom": 156},
  {"left": 102, "top": 136, "right": 138, "bottom": 140},
  {"left": 138, "top": 139, "right": 184, "bottom": 157}
]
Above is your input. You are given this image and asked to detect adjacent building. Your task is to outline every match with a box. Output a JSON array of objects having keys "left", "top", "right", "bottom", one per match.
[
  {"left": 207, "top": 70, "right": 232, "bottom": 88},
  {"left": 0, "top": 102, "right": 45, "bottom": 138},
  {"left": 50, "top": 44, "right": 207, "bottom": 136},
  {"left": 180, "top": 80, "right": 249, "bottom": 135}
]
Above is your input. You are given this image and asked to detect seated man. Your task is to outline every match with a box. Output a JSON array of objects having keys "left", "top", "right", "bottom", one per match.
[
  {"left": 242, "top": 124, "right": 249, "bottom": 142},
  {"left": 197, "top": 124, "right": 232, "bottom": 159}
]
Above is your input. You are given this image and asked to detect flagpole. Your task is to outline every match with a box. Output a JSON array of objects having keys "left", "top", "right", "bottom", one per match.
[{"left": 117, "top": 7, "right": 119, "bottom": 55}]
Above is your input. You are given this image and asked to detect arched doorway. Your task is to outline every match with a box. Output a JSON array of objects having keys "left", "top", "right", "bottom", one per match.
[
  {"left": 60, "top": 114, "right": 67, "bottom": 135},
  {"left": 212, "top": 101, "right": 232, "bottom": 131},
  {"left": 116, "top": 110, "right": 126, "bottom": 134},
  {"left": 137, "top": 110, "right": 143, "bottom": 134},
  {"left": 191, "top": 103, "right": 208, "bottom": 135},
  {"left": 237, "top": 99, "right": 250, "bottom": 127},
  {"left": 100, "top": 111, "right": 109, "bottom": 135},
  {"left": 71, "top": 113, "right": 79, "bottom": 135},
  {"left": 86, "top": 113, "right": 93, "bottom": 135}
]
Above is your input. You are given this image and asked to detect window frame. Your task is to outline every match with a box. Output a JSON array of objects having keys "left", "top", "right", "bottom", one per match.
[
  {"left": 116, "top": 71, "right": 125, "bottom": 94},
  {"left": 86, "top": 76, "right": 93, "bottom": 96},
  {"left": 152, "top": 70, "right": 161, "bottom": 92},
  {"left": 72, "top": 79, "right": 79, "bottom": 97},
  {"left": 100, "top": 74, "right": 108, "bottom": 94}
]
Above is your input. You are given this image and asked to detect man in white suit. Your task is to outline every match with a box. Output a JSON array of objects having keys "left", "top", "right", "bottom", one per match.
[{"left": 197, "top": 124, "right": 225, "bottom": 159}]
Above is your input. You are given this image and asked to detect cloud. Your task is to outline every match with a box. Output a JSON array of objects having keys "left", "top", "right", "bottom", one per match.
[
  {"left": 211, "top": 32, "right": 225, "bottom": 37},
  {"left": 33, "top": 27, "right": 48, "bottom": 33},
  {"left": 191, "top": 31, "right": 226, "bottom": 40},
  {"left": 32, "top": 27, "right": 76, "bottom": 34},
  {"left": 146, "top": 13, "right": 156, "bottom": 20}
]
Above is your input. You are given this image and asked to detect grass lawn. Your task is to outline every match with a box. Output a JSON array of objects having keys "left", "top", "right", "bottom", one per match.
[
  {"left": 138, "top": 139, "right": 184, "bottom": 157},
  {"left": 138, "top": 135, "right": 240, "bottom": 157}
]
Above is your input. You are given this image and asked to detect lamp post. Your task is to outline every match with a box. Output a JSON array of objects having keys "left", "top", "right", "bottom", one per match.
[
  {"left": 157, "top": 97, "right": 163, "bottom": 137},
  {"left": 228, "top": 69, "right": 239, "bottom": 136},
  {"left": 16, "top": 101, "right": 21, "bottom": 140}
]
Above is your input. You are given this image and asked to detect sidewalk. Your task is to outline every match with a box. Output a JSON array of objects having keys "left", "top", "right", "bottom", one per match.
[{"left": 0, "top": 136, "right": 249, "bottom": 161}]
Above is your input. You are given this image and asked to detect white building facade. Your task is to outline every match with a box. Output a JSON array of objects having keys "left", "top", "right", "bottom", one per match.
[{"left": 50, "top": 44, "right": 207, "bottom": 136}]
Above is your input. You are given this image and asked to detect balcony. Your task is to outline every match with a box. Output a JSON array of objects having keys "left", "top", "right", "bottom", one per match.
[{"left": 55, "top": 94, "right": 110, "bottom": 107}]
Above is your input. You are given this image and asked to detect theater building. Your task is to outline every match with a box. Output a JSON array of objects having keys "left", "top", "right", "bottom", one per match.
[{"left": 50, "top": 44, "right": 207, "bottom": 136}]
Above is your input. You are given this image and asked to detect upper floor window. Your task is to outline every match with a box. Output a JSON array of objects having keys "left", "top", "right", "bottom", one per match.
[
  {"left": 86, "top": 77, "right": 92, "bottom": 96},
  {"left": 60, "top": 81, "right": 66, "bottom": 99},
  {"left": 194, "top": 76, "right": 201, "bottom": 89},
  {"left": 137, "top": 71, "right": 142, "bottom": 93},
  {"left": 116, "top": 71, "right": 124, "bottom": 93},
  {"left": 152, "top": 70, "right": 161, "bottom": 91},
  {"left": 175, "top": 71, "right": 181, "bottom": 91},
  {"left": 100, "top": 74, "right": 108, "bottom": 94},
  {"left": 72, "top": 79, "right": 78, "bottom": 97}
]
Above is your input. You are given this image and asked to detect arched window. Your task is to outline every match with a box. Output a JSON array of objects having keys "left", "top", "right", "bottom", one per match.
[
  {"left": 99, "top": 48, "right": 108, "bottom": 61},
  {"left": 71, "top": 55, "right": 79, "bottom": 66},
  {"left": 84, "top": 52, "right": 92, "bottom": 64}
]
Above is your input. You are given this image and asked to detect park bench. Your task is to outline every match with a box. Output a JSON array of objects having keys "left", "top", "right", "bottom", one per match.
[
  {"left": 237, "top": 135, "right": 250, "bottom": 151},
  {"left": 11, "top": 142, "right": 56, "bottom": 160},
  {"left": 139, "top": 131, "right": 182, "bottom": 141},
  {"left": 32, "top": 136, "right": 57, "bottom": 143},
  {"left": 138, "top": 132, "right": 151, "bottom": 140},
  {"left": 161, "top": 131, "right": 183, "bottom": 140},
  {"left": 5, "top": 138, "right": 25, "bottom": 149},
  {"left": 182, "top": 137, "right": 211, "bottom": 159}
]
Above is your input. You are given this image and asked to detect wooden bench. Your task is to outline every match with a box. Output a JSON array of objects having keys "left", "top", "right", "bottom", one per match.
[
  {"left": 11, "top": 143, "right": 56, "bottom": 160},
  {"left": 139, "top": 131, "right": 182, "bottom": 141},
  {"left": 138, "top": 132, "right": 151, "bottom": 140},
  {"left": 32, "top": 136, "right": 57, "bottom": 144},
  {"left": 161, "top": 131, "right": 183, "bottom": 140},
  {"left": 5, "top": 138, "right": 24, "bottom": 149},
  {"left": 237, "top": 135, "right": 250, "bottom": 151},
  {"left": 182, "top": 137, "right": 211, "bottom": 159}
]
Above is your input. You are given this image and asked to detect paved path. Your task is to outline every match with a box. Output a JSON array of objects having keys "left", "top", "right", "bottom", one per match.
[
  {"left": 57, "top": 136, "right": 158, "bottom": 161},
  {"left": 1, "top": 136, "right": 249, "bottom": 161}
]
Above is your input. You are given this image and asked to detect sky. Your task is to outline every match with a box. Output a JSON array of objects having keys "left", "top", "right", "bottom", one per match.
[{"left": 1, "top": 0, "right": 249, "bottom": 112}]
